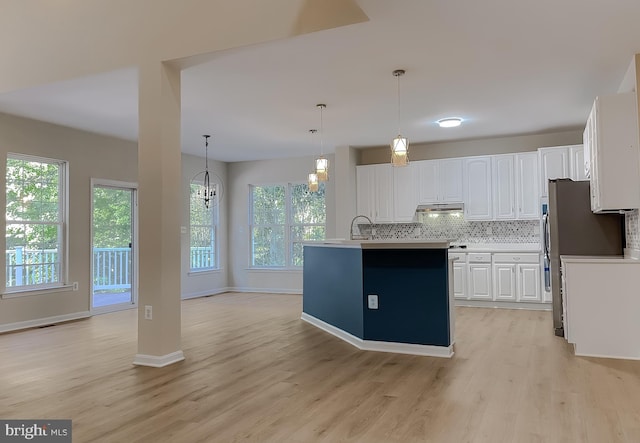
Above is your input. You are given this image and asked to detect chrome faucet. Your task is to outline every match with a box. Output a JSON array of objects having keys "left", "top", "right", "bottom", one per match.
[{"left": 350, "top": 215, "right": 374, "bottom": 240}]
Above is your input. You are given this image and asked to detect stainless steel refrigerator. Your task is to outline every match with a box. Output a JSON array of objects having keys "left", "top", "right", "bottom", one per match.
[{"left": 543, "top": 179, "right": 624, "bottom": 337}]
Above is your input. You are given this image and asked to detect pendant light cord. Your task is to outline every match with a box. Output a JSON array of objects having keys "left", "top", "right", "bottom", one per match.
[
  {"left": 397, "top": 73, "right": 401, "bottom": 134},
  {"left": 317, "top": 104, "right": 326, "bottom": 156}
]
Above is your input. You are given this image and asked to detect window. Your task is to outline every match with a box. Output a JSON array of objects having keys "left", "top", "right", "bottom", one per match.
[
  {"left": 189, "top": 183, "right": 217, "bottom": 271},
  {"left": 6, "top": 154, "right": 67, "bottom": 290},
  {"left": 250, "top": 183, "right": 325, "bottom": 268}
]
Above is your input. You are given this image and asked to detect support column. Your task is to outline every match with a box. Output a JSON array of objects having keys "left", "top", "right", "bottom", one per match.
[
  {"left": 334, "top": 145, "right": 358, "bottom": 239},
  {"left": 133, "top": 61, "right": 184, "bottom": 367}
]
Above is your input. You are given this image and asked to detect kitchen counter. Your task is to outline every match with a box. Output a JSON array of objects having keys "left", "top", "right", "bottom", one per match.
[
  {"left": 315, "top": 239, "right": 450, "bottom": 249},
  {"left": 561, "top": 255, "right": 640, "bottom": 359},
  {"left": 449, "top": 243, "right": 541, "bottom": 253},
  {"left": 561, "top": 254, "right": 640, "bottom": 264},
  {"left": 302, "top": 242, "right": 454, "bottom": 357}
]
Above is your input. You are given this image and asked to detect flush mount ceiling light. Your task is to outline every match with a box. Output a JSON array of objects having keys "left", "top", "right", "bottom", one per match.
[
  {"left": 391, "top": 69, "right": 408, "bottom": 167},
  {"left": 437, "top": 117, "right": 463, "bottom": 128},
  {"left": 315, "top": 104, "right": 329, "bottom": 182},
  {"left": 307, "top": 129, "right": 320, "bottom": 192}
]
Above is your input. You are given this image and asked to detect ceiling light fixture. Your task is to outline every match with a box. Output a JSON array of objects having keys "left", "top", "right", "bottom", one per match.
[
  {"left": 191, "top": 134, "right": 224, "bottom": 208},
  {"left": 391, "top": 69, "right": 408, "bottom": 167},
  {"left": 315, "top": 104, "right": 329, "bottom": 182},
  {"left": 307, "top": 129, "right": 320, "bottom": 192},
  {"left": 437, "top": 117, "right": 463, "bottom": 128}
]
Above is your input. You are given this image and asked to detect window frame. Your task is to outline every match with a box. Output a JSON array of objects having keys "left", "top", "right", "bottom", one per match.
[
  {"left": 4, "top": 153, "right": 69, "bottom": 294},
  {"left": 188, "top": 182, "right": 219, "bottom": 272},
  {"left": 249, "top": 182, "right": 325, "bottom": 269}
]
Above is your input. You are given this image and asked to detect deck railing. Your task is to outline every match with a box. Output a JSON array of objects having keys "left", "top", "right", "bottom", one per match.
[
  {"left": 92, "top": 247, "right": 132, "bottom": 291},
  {"left": 6, "top": 247, "right": 214, "bottom": 290}
]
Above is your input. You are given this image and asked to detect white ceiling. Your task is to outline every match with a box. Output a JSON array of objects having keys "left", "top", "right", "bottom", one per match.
[{"left": 1, "top": 0, "right": 640, "bottom": 162}]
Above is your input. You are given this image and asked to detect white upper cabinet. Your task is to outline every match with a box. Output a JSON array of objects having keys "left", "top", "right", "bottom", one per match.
[
  {"left": 356, "top": 164, "right": 415, "bottom": 223},
  {"left": 417, "top": 160, "right": 439, "bottom": 203},
  {"left": 393, "top": 164, "right": 417, "bottom": 222},
  {"left": 538, "top": 146, "right": 570, "bottom": 198},
  {"left": 569, "top": 145, "right": 588, "bottom": 181},
  {"left": 464, "top": 157, "right": 492, "bottom": 220},
  {"left": 492, "top": 155, "right": 516, "bottom": 219},
  {"left": 356, "top": 165, "right": 375, "bottom": 220},
  {"left": 586, "top": 92, "right": 640, "bottom": 212},
  {"left": 439, "top": 159, "right": 464, "bottom": 202},
  {"left": 374, "top": 164, "right": 394, "bottom": 223},
  {"left": 515, "top": 152, "right": 540, "bottom": 219},
  {"left": 491, "top": 153, "right": 540, "bottom": 221},
  {"left": 416, "top": 158, "right": 463, "bottom": 204}
]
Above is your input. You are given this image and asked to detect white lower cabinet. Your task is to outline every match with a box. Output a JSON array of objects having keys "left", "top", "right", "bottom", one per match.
[
  {"left": 517, "top": 264, "right": 541, "bottom": 302},
  {"left": 492, "top": 254, "right": 541, "bottom": 302},
  {"left": 453, "top": 263, "right": 467, "bottom": 299},
  {"left": 451, "top": 251, "right": 542, "bottom": 305},
  {"left": 468, "top": 263, "right": 492, "bottom": 300},
  {"left": 493, "top": 263, "right": 516, "bottom": 301},
  {"left": 449, "top": 252, "right": 467, "bottom": 300}
]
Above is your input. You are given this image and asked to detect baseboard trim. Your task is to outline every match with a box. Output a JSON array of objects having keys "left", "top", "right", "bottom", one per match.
[
  {"left": 181, "top": 287, "right": 232, "bottom": 300},
  {"left": 0, "top": 311, "right": 91, "bottom": 334},
  {"left": 455, "top": 299, "right": 552, "bottom": 311},
  {"left": 301, "top": 313, "right": 454, "bottom": 358},
  {"left": 133, "top": 350, "right": 185, "bottom": 367},
  {"left": 229, "top": 287, "right": 302, "bottom": 295}
]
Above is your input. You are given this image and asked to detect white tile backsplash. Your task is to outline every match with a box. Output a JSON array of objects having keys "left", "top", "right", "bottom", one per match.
[
  {"left": 360, "top": 215, "right": 540, "bottom": 244},
  {"left": 625, "top": 210, "right": 639, "bottom": 250}
]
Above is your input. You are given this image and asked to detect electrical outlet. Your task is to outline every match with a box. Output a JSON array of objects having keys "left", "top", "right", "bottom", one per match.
[
  {"left": 367, "top": 294, "right": 379, "bottom": 309},
  {"left": 486, "top": 226, "right": 493, "bottom": 235},
  {"left": 72, "top": 282, "right": 78, "bottom": 291},
  {"left": 144, "top": 305, "right": 152, "bottom": 320}
]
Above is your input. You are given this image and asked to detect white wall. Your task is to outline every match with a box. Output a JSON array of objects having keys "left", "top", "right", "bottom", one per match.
[
  {"left": 227, "top": 155, "right": 335, "bottom": 293},
  {"left": 0, "top": 113, "right": 138, "bottom": 329},
  {"left": 181, "top": 153, "right": 229, "bottom": 298}
]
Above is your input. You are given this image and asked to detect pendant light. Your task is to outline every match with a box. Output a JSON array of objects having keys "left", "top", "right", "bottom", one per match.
[
  {"left": 391, "top": 69, "right": 409, "bottom": 167},
  {"left": 191, "top": 134, "right": 224, "bottom": 208},
  {"left": 315, "top": 104, "right": 329, "bottom": 181},
  {"left": 307, "top": 129, "right": 320, "bottom": 192}
]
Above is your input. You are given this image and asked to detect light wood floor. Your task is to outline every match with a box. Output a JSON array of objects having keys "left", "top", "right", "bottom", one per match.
[{"left": 2, "top": 293, "right": 640, "bottom": 442}]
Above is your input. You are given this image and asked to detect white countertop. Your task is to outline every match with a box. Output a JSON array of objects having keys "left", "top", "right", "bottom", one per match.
[
  {"left": 449, "top": 243, "right": 541, "bottom": 253},
  {"left": 561, "top": 255, "right": 640, "bottom": 264},
  {"left": 308, "top": 239, "right": 450, "bottom": 249}
]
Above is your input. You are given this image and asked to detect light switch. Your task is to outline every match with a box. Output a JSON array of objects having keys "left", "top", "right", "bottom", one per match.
[{"left": 367, "top": 294, "right": 379, "bottom": 309}]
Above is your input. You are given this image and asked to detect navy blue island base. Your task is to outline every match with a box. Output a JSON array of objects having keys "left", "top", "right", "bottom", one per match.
[{"left": 302, "top": 241, "right": 455, "bottom": 358}]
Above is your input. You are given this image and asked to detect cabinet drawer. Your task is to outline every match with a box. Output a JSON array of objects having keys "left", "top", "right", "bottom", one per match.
[
  {"left": 468, "top": 253, "right": 491, "bottom": 263},
  {"left": 448, "top": 252, "right": 467, "bottom": 262},
  {"left": 492, "top": 253, "right": 539, "bottom": 264}
]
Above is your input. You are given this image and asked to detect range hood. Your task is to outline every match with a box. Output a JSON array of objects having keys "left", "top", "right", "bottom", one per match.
[{"left": 415, "top": 203, "right": 464, "bottom": 214}]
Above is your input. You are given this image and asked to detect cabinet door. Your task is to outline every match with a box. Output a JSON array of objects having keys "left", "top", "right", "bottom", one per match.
[
  {"left": 493, "top": 263, "right": 516, "bottom": 301},
  {"left": 518, "top": 264, "right": 541, "bottom": 302},
  {"left": 569, "top": 145, "right": 587, "bottom": 181},
  {"left": 417, "top": 160, "right": 439, "bottom": 204},
  {"left": 516, "top": 152, "right": 540, "bottom": 219},
  {"left": 440, "top": 158, "right": 464, "bottom": 202},
  {"left": 468, "top": 263, "right": 492, "bottom": 300},
  {"left": 463, "top": 157, "right": 492, "bottom": 220},
  {"left": 453, "top": 263, "right": 467, "bottom": 299},
  {"left": 539, "top": 147, "right": 569, "bottom": 198},
  {"left": 356, "top": 166, "right": 375, "bottom": 219},
  {"left": 374, "top": 165, "right": 394, "bottom": 223},
  {"left": 393, "top": 164, "right": 417, "bottom": 222},
  {"left": 492, "top": 155, "right": 516, "bottom": 219}
]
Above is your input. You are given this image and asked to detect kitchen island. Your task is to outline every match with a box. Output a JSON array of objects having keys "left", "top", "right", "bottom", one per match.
[{"left": 302, "top": 240, "right": 455, "bottom": 357}]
